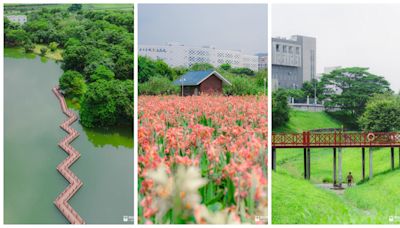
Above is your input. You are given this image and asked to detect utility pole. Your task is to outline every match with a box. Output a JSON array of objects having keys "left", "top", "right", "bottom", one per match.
[
  {"left": 181, "top": 78, "right": 186, "bottom": 97},
  {"left": 313, "top": 77, "right": 317, "bottom": 104}
]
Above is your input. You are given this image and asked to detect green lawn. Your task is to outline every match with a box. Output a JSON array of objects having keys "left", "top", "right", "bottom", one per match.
[
  {"left": 272, "top": 172, "right": 366, "bottom": 224},
  {"left": 273, "top": 110, "right": 400, "bottom": 224},
  {"left": 345, "top": 169, "right": 400, "bottom": 224},
  {"left": 5, "top": 46, "right": 63, "bottom": 61},
  {"left": 33, "top": 44, "right": 63, "bottom": 61},
  {"left": 274, "top": 110, "right": 342, "bottom": 133}
]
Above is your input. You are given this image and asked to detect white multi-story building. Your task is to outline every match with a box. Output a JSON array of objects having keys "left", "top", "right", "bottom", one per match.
[
  {"left": 5, "top": 15, "right": 27, "bottom": 25},
  {"left": 272, "top": 35, "right": 316, "bottom": 90},
  {"left": 257, "top": 53, "right": 268, "bottom": 70},
  {"left": 139, "top": 43, "right": 259, "bottom": 71}
]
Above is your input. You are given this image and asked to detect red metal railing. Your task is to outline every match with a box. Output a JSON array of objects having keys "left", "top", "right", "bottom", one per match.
[{"left": 272, "top": 131, "right": 400, "bottom": 148}]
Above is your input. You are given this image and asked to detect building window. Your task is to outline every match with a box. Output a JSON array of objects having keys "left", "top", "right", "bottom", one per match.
[
  {"left": 289, "top": 46, "right": 293, "bottom": 54},
  {"left": 276, "top": 44, "right": 280, "bottom": 52},
  {"left": 283, "top": 45, "right": 287, "bottom": 53},
  {"left": 296, "top": 47, "right": 300, "bottom": 54}
]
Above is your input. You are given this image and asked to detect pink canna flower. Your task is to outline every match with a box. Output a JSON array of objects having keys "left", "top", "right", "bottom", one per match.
[{"left": 138, "top": 95, "right": 268, "bottom": 224}]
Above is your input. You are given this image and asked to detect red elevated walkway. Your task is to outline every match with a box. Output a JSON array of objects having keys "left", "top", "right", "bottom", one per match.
[
  {"left": 52, "top": 86, "right": 85, "bottom": 224},
  {"left": 272, "top": 131, "right": 400, "bottom": 182},
  {"left": 272, "top": 131, "right": 400, "bottom": 148}
]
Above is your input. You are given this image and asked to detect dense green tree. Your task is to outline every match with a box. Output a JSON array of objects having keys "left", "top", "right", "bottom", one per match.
[
  {"left": 255, "top": 69, "right": 268, "bottom": 92},
  {"left": 272, "top": 89, "right": 290, "bottom": 130},
  {"left": 62, "top": 42, "right": 88, "bottom": 72},
  {"left": 220, "top": 63, "right": 232, "bottom": 71},
  {"left": 59, "top": 70, "right": 87, "bottom": 99},
  {"left": 139, "top": 76, "right": 179, "bottom": 95},
  {"left": 58, "top": 23, "right": 87, "bottom": 45},
  {"left": 5, "top": 29, "right": 29, "bottom": 46},
  {"left": 223, "top": 76, "right": 263, "bottom": 95},
  {"left": 24, "top": 41, "right": 35, "bottom": 52},
  {"left": 4, "top": 17, "right": 20, "bottom": 30},
  {"left": 103, "top": 11, "right": 134, "bottom": 32},
  {"left": 24, "top": 19, "right": 51, "bottom": 43},
  {"left": 320, "top": 67, "right": 391, "bottom": 119},
  {"left": 358, "top": 93, "right": 400, "bottom": 132},
  {"left": 190, "top": 63, "right": 214, "bottom": 71},
  {"left": 302, "top": 79, "right": 324, "bottom": 99},
  {"left": 40, "top": 47, "right": 47, "bottom": 56},
  {"left": 171, "top": 67, "right": 188, "bottom": 80},
  {"left": 90, "top": 65, "right": 115, "bottom": 82},
  {"left": 80, "top": 79, "right": 133, "bottom": 127},
  {"left": 138, "top": 56, "right": 174, "bottom": 83},
  {"left": 49, "top": 41, "right": 58, "bottom": 51},
  {"left": 114, "top": 53, "right": 133, "bottom": 80},
  {"left": 68, "top": 4, "right": 82, "bottom": 12},
  {"left": 230, "top": 67, "right": 255, "bottom": 76},
  {"left": 285, "top": 89, "right": 305, "bottom": 100},
  {"left": 82, "top": 48, "right": 114, "bottom": 78}
]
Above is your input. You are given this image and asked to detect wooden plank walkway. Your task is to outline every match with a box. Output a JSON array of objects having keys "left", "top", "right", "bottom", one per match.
[{"left": 52, "top": 86, "right": 85, "bottom": 224}]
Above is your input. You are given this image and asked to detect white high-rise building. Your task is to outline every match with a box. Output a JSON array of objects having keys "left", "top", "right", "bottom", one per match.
[
  {"left": 5, "top": 15, "right": 27, "bottom": 24},
  {"left": 139, "top": 43, "right": 259, "bottom": 71}
]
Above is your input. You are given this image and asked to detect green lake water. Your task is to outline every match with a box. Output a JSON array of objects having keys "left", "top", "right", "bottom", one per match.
[{"left": 4, "top": 51, "right": 133, "bottom": 224}]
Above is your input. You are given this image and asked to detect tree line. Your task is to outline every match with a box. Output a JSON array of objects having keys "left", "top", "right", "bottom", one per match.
[
  {"left": 272, "top": 67, "right": 400, "bottom": 132},
  {"left": 4, "top": 5, "right": 134, "bottom": 128},
  {"left": 138, "top": 56, "right": 267, "bottom": 96}
]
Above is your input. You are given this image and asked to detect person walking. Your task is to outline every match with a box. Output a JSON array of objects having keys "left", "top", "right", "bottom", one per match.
[{"left": 347, "top": 172, "right": 354, "bottom": 187}]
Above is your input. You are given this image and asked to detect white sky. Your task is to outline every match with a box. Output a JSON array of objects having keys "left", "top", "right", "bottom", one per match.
[
  {"left": 273, "top": 4, "right": 400, "bottom": 92},
  {"left": 138, "top": 4, "right": 268, "bottom": 55}
]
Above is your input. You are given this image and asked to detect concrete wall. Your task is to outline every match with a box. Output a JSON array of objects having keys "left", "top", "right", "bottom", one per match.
[
  {"left": 272, "top": 65, "right": 303, "bottom": 89},
  {"left": 289, "top": 103, "right": 326, "bottom": 112},
  {"left": 298, "top": 36, "right": 316, "bottom": 83}
]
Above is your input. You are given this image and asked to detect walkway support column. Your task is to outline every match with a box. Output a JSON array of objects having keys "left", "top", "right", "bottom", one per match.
[
  {"left": 272, "top": 148, "right": 276, "bottom": 171},
  {"left": 362, "top": 148, "right": 365, "bottom": 181},
  {"left": 338, "top": 147, "right": 342, "bottom": 187},
  {"left": 303, "top": 148, "right": 307, "bottom": 179},
  {"left": 307, "top": 147, "right": 311, "bottom": 180},
  {"left": 333, "top": 148, "right": 337, "bottom": 186},
  {"left": 391, "top": 147, "right": 395, "bottom": 170},
  {"left": 369, "top": 147, "right": 373, "bottom": 179}
]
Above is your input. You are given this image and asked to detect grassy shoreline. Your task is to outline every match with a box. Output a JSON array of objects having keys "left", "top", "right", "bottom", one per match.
[{"left": 5, "top": 45, "right": 63, "bottom": 61}]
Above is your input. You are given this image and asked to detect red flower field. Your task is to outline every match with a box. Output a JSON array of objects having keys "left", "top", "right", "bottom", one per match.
[{"left": 138, "top": 95, "right": 268, "bottom": 224}]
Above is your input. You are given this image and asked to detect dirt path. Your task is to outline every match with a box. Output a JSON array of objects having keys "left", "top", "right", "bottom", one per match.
[{"left": 315, "top": 183, "right": 355, "bottom": 195}]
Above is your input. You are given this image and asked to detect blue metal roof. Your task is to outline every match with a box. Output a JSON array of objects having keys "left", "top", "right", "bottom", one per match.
[{"left": 173, "top": 70, "right": 231, "bottom": 86}]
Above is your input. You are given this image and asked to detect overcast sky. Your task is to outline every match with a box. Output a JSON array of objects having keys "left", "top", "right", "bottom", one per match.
[
  {"left": 273, "top": 4, "right": 400, "bottom": 92},
  {"left": 139, "top": 4, "right": 268, "bottom": 55}
]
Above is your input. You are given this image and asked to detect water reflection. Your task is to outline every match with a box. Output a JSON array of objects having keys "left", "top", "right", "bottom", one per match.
[{"left": 82, "top": 125, "right": 133, "bottom": 149}]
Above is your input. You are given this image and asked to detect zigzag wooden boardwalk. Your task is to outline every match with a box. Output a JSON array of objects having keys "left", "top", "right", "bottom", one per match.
[{"left": 52, "top": 86, "right": 85, "bottom": 224}]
